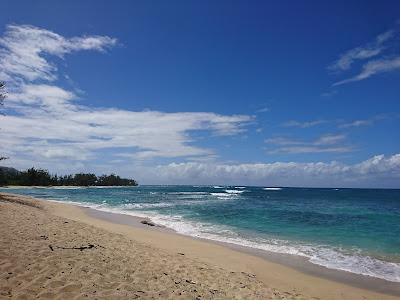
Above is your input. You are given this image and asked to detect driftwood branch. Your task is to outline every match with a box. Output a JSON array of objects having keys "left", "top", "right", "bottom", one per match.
[{"left": 48, "top": 243, "right": 104, "bottom": 251}]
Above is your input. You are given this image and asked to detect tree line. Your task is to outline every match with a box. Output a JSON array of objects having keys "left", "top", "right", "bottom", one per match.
[{"left": 0, "top": 167, "right": 138, "bottom": 186}]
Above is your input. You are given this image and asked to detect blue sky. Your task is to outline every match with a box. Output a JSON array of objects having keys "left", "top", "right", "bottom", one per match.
[{"left": 1, "top": 0, "right": 400, "bottom": 187}]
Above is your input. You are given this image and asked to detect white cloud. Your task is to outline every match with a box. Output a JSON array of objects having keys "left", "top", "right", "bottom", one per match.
[
  {"left": 264, "top": 137, "right": 303, "bottom": 146},
  {"left": 282, "top": 120, "right": 327, "bottom": 128},
  {"left": 329, "top": 29, "right": 394, "bottom": 72},
  {"left": 329, "top": 26, "right": 400, "bottom": 85},
  {"left": 255, "top": 106, "right": 270, "bottom": 113},
  {"left": 7, "top": 84, "right": 77, "bottom": 114},
  {"left": 333, "top": 56, "right": 400, "bottom": 86},
  {"left": 0, "top": 24, "right": 251, "bottom": 166},
  {"left": 1, "top": 96, "right": 251, "bottom": 161},
  {"left": 130, "top": 153, "right": 400, "bottom": 187},
  {"left": 338, "top": 114, "right": 389, "bottom": 129},
  {"left": 265, "top": 134, "right": 352, "bottom": 154},
  {"left": 314, "top": 134, "right": 346, "bottom": 145},
  {"left": 339, "top": 119, "right": 373, "bottom": 128},
  {"left": 330, "top": 48, "right": 382, "bottom": 72},
  {"left": 0, "top": 24, "right": 116, "bottom": 83},
  {"left": 268, "top": 146, "right": 352, "bottom": 154}
]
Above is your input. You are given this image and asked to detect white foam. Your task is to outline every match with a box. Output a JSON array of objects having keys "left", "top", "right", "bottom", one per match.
[
  {"left": 210, "top": 192, "right": 239, "bottom": 200},
  {"left": 224, "top": 189, "right": 244, "bottom": 194},
  {"left": 145, "top": 215, "right": 400, "bottom": 282},
  {"left": 123, "top": 202, "right": 174, "bottom": 209},
  {"left": 213, "top": 186, "right": 224, "bottom": 188},
  {"left": 263, "top": 187, "right": 282, "bottom": 191},
  {"left": 168, "top": 192, "right": 208, "bottom": 195},
  {"left": 235, "top": 186, "right": 246, "bottom": 189},
  {"left": 42, "top": 186, "right": 86, "bottom": 190},
  {"left": 211, "top": 192, "right": 231, "bottom": 197}
]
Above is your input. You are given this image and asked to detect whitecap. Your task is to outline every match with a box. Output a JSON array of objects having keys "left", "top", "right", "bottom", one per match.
[
  {"left": 224, "top": 189, "right": 244, "bottom": 194},
  {"left": 124, "top": 202, "right": 173, "bottom": 209},
  {"left": 168, "top": 192, "right": 208, "bottom": 195}
]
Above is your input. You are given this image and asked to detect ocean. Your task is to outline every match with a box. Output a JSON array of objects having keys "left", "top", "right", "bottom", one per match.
[{"left": 2, "top": 185, "right": 399, "bottom": 282}]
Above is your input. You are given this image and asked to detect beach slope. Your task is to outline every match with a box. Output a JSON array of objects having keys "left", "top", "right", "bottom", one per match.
[{"left": 0, "top": 193, "right": 398, "bottom": 299}]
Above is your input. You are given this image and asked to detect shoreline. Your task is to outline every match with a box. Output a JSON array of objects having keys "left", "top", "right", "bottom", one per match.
[
  {"left": 1, "top": 192, "right": 400, "bottom": 299},
  {"left": 45, "top": 196, "right": 400, "bottom": 288},
  {"left": 83, "top": 206, "right": 400, "bottom": 297}
]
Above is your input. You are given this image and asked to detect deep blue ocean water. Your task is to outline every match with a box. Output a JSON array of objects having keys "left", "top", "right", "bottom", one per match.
[{"left": 1, "top": 185, "right": 399, "bottom": 282}]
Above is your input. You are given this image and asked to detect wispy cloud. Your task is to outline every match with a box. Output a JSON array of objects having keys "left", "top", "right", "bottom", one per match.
[
  {"left": 265, "top": 134, "right": 352, "bottom": 154},
  {"left": 314, "top": 134, "right": 346, "bottom": 145},
  {"left": 333, "top": 56, "right": 400, "bottom": 86},
  {"left": 339, "top": 119, "right": 373, "bottom": 128},
  {"left": 329, "top": 26, "right": 400, "bottom": 86},
  {"left": 282, "top": 120, "right": 327, "bottom": 128},
  {"left": 329, "top": 29, "right": 394, "bottom": 72},
  {"left": 268, "top": 146, "right": 353, "bottom": 154},
  {"left": 264, "top": 137, "right": 304, "bottom": 146},
  {"left": 321, "top": 90, "right": 337, "bottom": 97},
  {"left": 0, "top": 24, "right": 251, "bottom": 167},
  {"left": 338, "top": 114, "right": 389, "bottom": 128},
  {"left": 255, "top": 106, "right": 270, "bottom": 113}
]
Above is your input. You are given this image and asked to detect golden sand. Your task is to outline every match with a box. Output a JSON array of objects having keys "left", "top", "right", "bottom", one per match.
[{"left": 0, "top": 193, "right": 398, "bottom": 299}]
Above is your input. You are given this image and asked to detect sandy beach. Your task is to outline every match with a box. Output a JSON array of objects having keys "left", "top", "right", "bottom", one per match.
[{"left": 1, "top": 192, "right": 399, "bottom": 300}]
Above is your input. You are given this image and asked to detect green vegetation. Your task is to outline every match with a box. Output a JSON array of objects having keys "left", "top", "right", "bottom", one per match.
[{"left": 0, "top": 167, "right": 138, "bottom": 186}]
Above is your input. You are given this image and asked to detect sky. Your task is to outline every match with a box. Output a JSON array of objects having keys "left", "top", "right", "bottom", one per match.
[{"left": 0, "top": 0, "right": 400, "bottom": 187}]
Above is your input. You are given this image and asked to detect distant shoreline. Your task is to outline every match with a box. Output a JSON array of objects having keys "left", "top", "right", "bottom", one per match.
[{"left": 0, "top": 167, "right": 138, "bottom": 187}]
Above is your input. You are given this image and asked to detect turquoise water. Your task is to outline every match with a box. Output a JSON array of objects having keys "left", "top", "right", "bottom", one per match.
[{"left": 2, "top": 185, "right": 400, "bottom": 282}]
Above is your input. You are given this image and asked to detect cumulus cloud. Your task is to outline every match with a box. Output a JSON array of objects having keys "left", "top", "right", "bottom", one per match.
[
  {"left": 0, "top": 24, "right": 251, "bottom": 166},
  {"left": 144, "top": 153, "right": 400, "bottom": 187}
]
